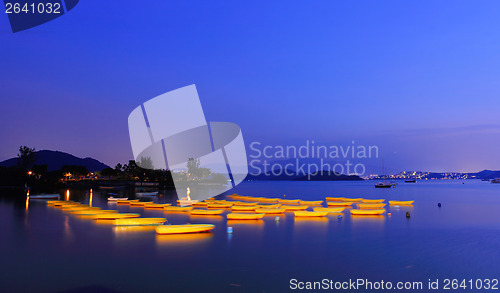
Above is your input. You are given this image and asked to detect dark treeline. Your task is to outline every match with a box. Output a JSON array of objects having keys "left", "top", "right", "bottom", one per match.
[{"left": 0, "top": 146, "right": 175, "bottom": 193}]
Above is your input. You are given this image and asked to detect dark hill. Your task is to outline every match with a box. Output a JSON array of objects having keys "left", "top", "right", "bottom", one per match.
[{"left": 0, "top": 150, "right": 110, "bottom": 172}]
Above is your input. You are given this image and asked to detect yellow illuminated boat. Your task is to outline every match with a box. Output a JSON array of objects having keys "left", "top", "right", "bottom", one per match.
[
  {"left": 313, "top": 207, "right": 345, "bottom": 213},
  {"left": 327, "top": 201, "right": 353, "bottom": 206},
  {"left": 52, "top": 202, "right": 82, "bottom": 207},
  {"left": 341, "top": 198, "right": 363, "bottom": 202},
  {"left": 278, "top": 199, "right": 301, "bottom": 204},
  {"left": 164, "top": 206, "right": 193, "bottom": 212},
  {"left": 232, "top": 202, "right": 258, "bottom": 206},
  {"left": 93, "top": 213, "right": 141, "bottom": 220},
  {"left": 350, "top": 209, "right": 385, "bottom": 215},
  {"left": 299, "top": 200, "right": 323, "bottom": 205},
  {"left": 207, "top": 203, "right": 233, "bottom": 208},
  {"left": 361, "top": 199, "right": 385, "bottom": 203},
  {"left": 116, "top": 199, "right": 140, "bottom": 204},
  {"left": 281, "top": 205, "right": 309, "bottom": 211},
  {"left": 156, "top": 224, "right": 215, "bottom": 234},
  {"left": 227, "top": 213, "right": 265, "bottom": 220},
  {"left": 66, "top": 207, "right": 102, "bottom": 213},
  {"left": 47, "top": 200, "right": 66, "bottom": 205},
  {"left": 325, "top": 197, "right": 345, "bottom": 201},
  {"left": 111, "top": 217, "right": 166, "bottom": 226},
  {"left": 144, "top": 203, "right": 172, "bottom": 209},
  {"left": 256, "top": 204, "right": 281, "bottom": 209},
  {"left": 72, "top": 209, "right": 119, "bottom": 215},
  {"left": 60, "top": 206, "right": 95, "bottom": 211},
  {"left": 254, "top": 208, "right": 286, "bottom": 214},
  {"left": 129, "top": 201, "right": 153, "bottom": 206},
  {"left": 231, "top": 205, "right": 257, "bottom": 211},
  {"left": 294, "top": 211, "right": 328, "bottom": 217},
  {"left": 255, "top": 197, "right": 280, "bottom": 203},
  {"left": 357, "top": 203, "right": 386, "bottom": 209},
  {"left": 388, "top": 200, "right": 414, "bottom": 205},
  {"left": 190, "top": 209, "right": 224, "bottom": 215}
]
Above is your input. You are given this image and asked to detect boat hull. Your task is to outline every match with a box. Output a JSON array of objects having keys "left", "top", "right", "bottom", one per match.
[
  {"left": 190, "top": 209, "right": 224, "bottom": 215},
  {"left": 156, "top": 224, "right": 215, "bottom": 235},
  {"left": 94, "top": 213, "right": 141, "bottom": 220},
  {"left": 313, "top": 207, "right": 344, "bottom": 213},
  {"left": 112, "top": 218, "right": 166, "bottom": 226},
  {"left": 357, "top": 203, "right": 386, "bottom": 209},
  {"left": 327, "top": 201, "right": 353, "bottom": 206},
  {"left": 227, "top": 213, "right": 265, "bottom": 220},
  {"left": 350, "top": 209, "right": 385, "bottom": 215},
  {"left": 254, "top": 208, "right": 286, "bottom": 214},
  {"left": 388, "top": 200, "right": 414, "bottom": 205},
  {"left": 294, "top": 211, "right": 328, "bottom": 217}
]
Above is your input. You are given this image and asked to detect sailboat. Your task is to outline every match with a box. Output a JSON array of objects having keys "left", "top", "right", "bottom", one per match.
[{"left": 375, "top": 159, "right": 394, "bottom": 188}]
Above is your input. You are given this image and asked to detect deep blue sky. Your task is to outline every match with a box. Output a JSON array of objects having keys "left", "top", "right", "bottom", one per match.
[{"left": 1, "top": 1, "right": 500, "bottom": 173}]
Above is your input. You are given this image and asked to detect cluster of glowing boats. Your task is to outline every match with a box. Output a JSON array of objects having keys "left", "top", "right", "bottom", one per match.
[
  {"left": 45, "top": 193, "right": 415, "bottom": 234},
  {"left": 47, "top": 200, "right": 215, "bottom": 235},
  {"left": 221, "top": 194, "right": 414, "bottom": 218}
]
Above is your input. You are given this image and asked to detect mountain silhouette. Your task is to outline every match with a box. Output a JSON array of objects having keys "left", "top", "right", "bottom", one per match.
[{"left": 0, "top": 150, "right": 109, "bottom": 172}]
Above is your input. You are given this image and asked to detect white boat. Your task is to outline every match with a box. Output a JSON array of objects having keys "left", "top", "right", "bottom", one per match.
[
  {"left": 108, "top": 197, "right": 129, "bottom": 201},
  {"left": 29, "top": 194, "right": 60, "bottom": 199}
]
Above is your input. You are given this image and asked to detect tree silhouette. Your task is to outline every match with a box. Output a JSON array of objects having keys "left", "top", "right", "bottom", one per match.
[{"left": 17, "top": 146, "right": 37, "bottom": 171}]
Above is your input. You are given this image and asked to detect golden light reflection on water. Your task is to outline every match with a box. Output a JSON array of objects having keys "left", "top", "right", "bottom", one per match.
[
  {"left": 156, "top": 232, "right": 213, "bottom": 246},
  {"left": 25, "top": 190, "right": 29, "bottom": 211},
  {"left": 294, "top": 217, "right": 329, "bottom": 224},
  {"left": 113, "top": 225, "right": 157, "bottom": 234},
  {"left": 63, "top": 216, "right": 74, "bottom": 242},
  {"left": 95, "top": 219, "right": 117, "bottom": 225},
  {"left": 350, "top": 215, "right": 386, "bottom": 227}
]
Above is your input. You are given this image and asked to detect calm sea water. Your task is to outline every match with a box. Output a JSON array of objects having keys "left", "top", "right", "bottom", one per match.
[{"left": 1, "top": 180, "right": 500, "bottom": 293}]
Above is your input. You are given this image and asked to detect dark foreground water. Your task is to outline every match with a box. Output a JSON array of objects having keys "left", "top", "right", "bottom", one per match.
[{"left": 1, "top": 180, "right": 500, "bottom": 293}]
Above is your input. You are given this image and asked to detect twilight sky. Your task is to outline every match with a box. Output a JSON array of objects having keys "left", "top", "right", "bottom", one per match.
[{"left": 1, "top": 1, "right": 500, "bottom": 173}]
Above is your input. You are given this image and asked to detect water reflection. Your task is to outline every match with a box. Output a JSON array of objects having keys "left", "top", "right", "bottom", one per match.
[
  {"left": 156, "top": 233, "right": 214, "bottom": 247},
  {"left": 350, "top": 215, "right": 386, "bottom": 230},
  {"left": 63, "top": 215, "right": 74, "bottom": 242},
  {"left": 25, "top": 190, "right": 29, "bottom": 211},
  {"left": 294, "top": 217, "right": 329, "bottom": 225},
  {"left": 113, "top": 225, "right": 157, "bottom": 234},
  {"left": 89, "top": 189, "right": 93, "bottom": 207}
]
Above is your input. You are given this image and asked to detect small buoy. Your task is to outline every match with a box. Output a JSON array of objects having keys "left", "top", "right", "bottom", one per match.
[
  {"left": 227, "top": 227, "right": 233, "bottom": 234},
  {"left": 275, "top": 216, "right": 280, "bottom": 222},
  {"left": 388, "top": 213, "right": 391, "bottom": 217},
  {"left": 338, "top": 215, "right": 342, "bottom": 219},
  {"left": 438, "top": 203, "right": 441, "bottom": 207},
  {"left": 406, "top": 212, "right": 410, "bottom": 218}
]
